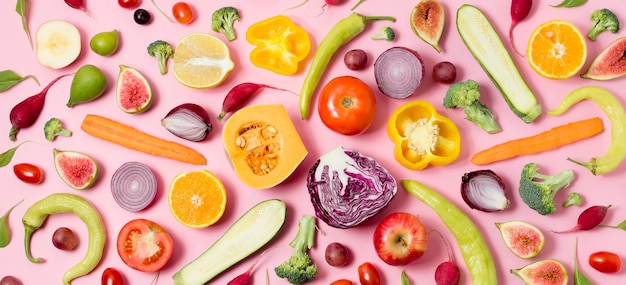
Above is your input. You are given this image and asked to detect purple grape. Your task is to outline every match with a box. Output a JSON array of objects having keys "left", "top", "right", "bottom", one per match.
[
  {"left": 52, "top": 227, "right": 78, "bottom": 251},
  {"left": 344, "top": 49, "right": 368, "bottom": 70},
  {"left": 0, "top": 276, "right": 23, "bottom": 285},
  {"left": 325, "top": 242, "right": 350, "bottom": 267},
  {"left": 432, "top": 61, "right": 457, "bottom": 84}
]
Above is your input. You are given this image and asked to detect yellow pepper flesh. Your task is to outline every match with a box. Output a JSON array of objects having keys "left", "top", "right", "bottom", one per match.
[
  {"left": 245, "top": 15, "right": 311, "bottom": 76},
  {"left": 387, "top": 100, "right": 461, "bottom": 170}
]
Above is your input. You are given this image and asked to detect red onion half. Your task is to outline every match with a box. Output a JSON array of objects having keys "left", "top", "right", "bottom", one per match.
[
  {"left": 374, "top": 47, "right": 425, "bottom": 99},
  {"left": 461, "top": 169, "right": 509, "bottom": 212},
  {"left": 111, "top": 161, "right": 157, "bottom": 212}
]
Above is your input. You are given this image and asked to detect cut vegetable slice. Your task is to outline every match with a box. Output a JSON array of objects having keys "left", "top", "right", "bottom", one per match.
[{"left": 110, "top": 161, "right": 157, "bottom": 212}]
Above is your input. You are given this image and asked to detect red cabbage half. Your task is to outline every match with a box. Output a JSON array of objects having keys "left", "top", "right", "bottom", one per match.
[{"left": 307, "top": 146, "right": 397, "bottom": 229}]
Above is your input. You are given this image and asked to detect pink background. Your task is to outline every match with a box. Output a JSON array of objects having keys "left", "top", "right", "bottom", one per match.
[{"left": 1, "top": 0, "right": 625, "bottom": 284}]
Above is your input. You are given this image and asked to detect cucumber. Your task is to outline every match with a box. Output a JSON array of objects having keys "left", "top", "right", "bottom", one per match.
[
  {"left": 172, "top": 199, "right": 287, "bottom": 285},
  {"left": 456, "top": 4, "right": 542, "bottom": 123}
]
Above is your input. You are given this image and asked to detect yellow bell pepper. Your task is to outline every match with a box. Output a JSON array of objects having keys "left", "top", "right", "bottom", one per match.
[
  {"left": 387, "top": 100, "right": 461, "bottom": 170},
  {"left": 245, "top": 15, "right": 311, "bottom": 75}
]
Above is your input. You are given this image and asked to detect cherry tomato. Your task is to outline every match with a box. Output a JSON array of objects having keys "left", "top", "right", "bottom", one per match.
[
  {"left": 116, "top": 219, "right": 173, "bottom": 272},
  {"left": 358, "top": 262, "right": 381, "bottom": 285},
  {"left": 101, "top": 268, "right": 125, "bottom": 285},
  {"left": 330, "top": 279, "right": 352, "bottom": 285},
  {"left": 13, "top": 163, "right": 43, "bottom": 184},
  {"left": 589, "top": 251, "right": 622, "bottom": 273},
  {"left": 172, "top": 2, "right": 194, "bottom": 25},
  {"left": 118, "top": 0, "right": 139, "bottom": 9},
  {"left": 318, "top": 76, "right": 376, "bottom": 136}
]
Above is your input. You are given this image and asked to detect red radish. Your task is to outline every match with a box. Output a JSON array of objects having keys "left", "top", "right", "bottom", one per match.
[
  {"left": 8, "top": 74, "right": 70, "bottom": 141},
  {"left": 509, "top": 0, "right": 532, "bottom": 56},
  {"left": 226, "top": 250, "right": 269, "bottom": 285},
  {"left": 65, "top": 0, "right": 91, "bottom": 16},
  {"left": 553, "top": 205, "right": 611, "bottom": 234},
  {"left": 432, "top": 230, "right": 460, "bottom": 285},
  {"left": 217, "top": 82, "right": 296, "bottom": 121}
]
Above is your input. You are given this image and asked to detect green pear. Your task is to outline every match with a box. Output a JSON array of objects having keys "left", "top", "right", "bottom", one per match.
[
  {"left": 90, "top": 29, "right": 119, "bottom": 56},
  {"left": 68, "top": 64, "right": 107, "bottom": 107}
]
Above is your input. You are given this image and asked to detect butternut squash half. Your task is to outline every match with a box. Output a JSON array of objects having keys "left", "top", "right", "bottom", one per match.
[{"left": 222, "top": 104, "right": 308, "bottom": 189}]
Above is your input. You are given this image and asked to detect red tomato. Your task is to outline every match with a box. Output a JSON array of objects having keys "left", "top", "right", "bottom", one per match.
[
  {"left": 172, "top": 2, "right": 194, "bottom": 24},
  {"left": 116, "top": 219, "right": 173, "bottom": 272},
  {"left": 318, "top": 76, "right": 376, "bottom": 136},
  {"left": 330, "top": 279, "right": 352, "bottom": 285},
  {"left": 101, "top": 268, "right": 125, "bottom": 285},
  {"left": 358, "top": 262, "right": 381, "bottom": 285},
  {"left": 589, "top": 251, "right": 622, "bottom": 273},
  {"left": 13, "top": 163, "right": 43, "bottom": 184},
  {"left": 117, "top": 0, "right": 139, "bottom": 8}
]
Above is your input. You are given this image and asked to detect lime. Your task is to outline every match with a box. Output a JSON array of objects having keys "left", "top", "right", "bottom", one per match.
[{"left": 90, "top": 29, "right": 119, "bottom": 56}]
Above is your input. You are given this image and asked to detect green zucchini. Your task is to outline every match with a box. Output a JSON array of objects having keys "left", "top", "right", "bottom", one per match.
[
  {"left": 456, "top": 4, "right": 542, "bottom": 123},
  {"left": 172, "top": 199, "right": 287, "bottom": 285}
]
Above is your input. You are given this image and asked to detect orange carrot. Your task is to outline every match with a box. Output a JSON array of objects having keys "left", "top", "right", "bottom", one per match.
[
  {"left": 471, "top": 117, "right": 603, "bottom": 165},
  {"left": 81, "top": 114, "right": 207, "bottom": 165}
]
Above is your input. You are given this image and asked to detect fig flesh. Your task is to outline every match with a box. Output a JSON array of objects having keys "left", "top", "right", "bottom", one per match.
[
  {"left": 511, "top": 259, "right": 568, "bottom": 285},
  {"left": 496, "top": 220, "right": 544, "bottom": 259},
  {"left": 410, "top": 0, "right": 445, "bottom": 52},
  {"left": 116, "top": 65, "right": 153, "bottom": 114},
  {"left": 53, "top": 149, "right": 99, "bottom": 190},
  {"left": 581, "top": 36, "right": 626, "bottom": 80}
]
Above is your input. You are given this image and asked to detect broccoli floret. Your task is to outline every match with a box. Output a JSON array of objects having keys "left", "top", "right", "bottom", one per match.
[
  {"left": 443, "top": 79, "right": 501, "bottom": 134},
  {"left": 275, "top": 215, "right": 318, "bottom": 284},
  {"left": 147, "top": 40, "right": 174, "bottom": 75},
  {"left": 211, "top": 6, "right": 240, "bottom": 42},
  {"left": 44, "top": 118, "right": 72, "bottom": 141},
  {"left": 371, "top": 26, "right": 395, "bottom": 42},
  {"left": 519, "top": 162, "right": 575, "bottom": 215},
  {"left": 563, "top": 192, "right": 583, "bottom": 208},
  {"left": 587, "top": 8, "right": 620, "bottom": 41}
]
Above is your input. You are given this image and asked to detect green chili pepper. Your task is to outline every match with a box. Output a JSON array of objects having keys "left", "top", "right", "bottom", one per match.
[
  {"left": 299, "top": 12, "right": 395, "bottom": 120},
  {"left": 22, "top": 193, "right": 106, "bottom": 285},
  {"left": 547, "top": 86, "right": 626, "bottom": 175},
  {"left": 401, "top": 179, "right": 498, "bottom": 284}
]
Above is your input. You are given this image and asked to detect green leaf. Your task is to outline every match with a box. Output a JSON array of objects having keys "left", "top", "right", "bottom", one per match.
[
  {"left": 0, "top": 70, "right": 39, "bottom": 92},
  {"left": 550, "top": 0, "right": 588, "bottom": 8},
  {"left": 401, "top": 271, "right": 410, "bottom": 285},
  {"left": 15, "top": 0, "right": 33, "bottom": 49},
  {"left": 0, "top": 141, "right": 29, "bottom": 168},
  {"left": 0, "top": 199, "right": 23, "bottom": 248},
  {"left": 574, "top": 238, "right": 595, "bottom": 285}
]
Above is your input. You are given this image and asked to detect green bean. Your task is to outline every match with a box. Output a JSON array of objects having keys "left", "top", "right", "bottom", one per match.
[
  {"left": 22, "top": 193, "right": 106, "bottom": 285},
  {"left": 299, "top": 12, "right": 395, "bottom": 120},
  {"left": 0, "top": 199, "right": 23, "bottom": 248},
  {"left": 547, "top": 86, "right": 626, "bottom": 175},
  {"left": 401, "top": 179, "right": 498, "bottom": 284}
]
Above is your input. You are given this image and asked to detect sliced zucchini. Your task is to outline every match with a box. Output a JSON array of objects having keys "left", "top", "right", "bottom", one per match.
[
  {"left": 172, "top": 199, "right": 287, "bottom": 285},
  {"left": 456, "top": 4, "right": 542, "bottom": 123}
]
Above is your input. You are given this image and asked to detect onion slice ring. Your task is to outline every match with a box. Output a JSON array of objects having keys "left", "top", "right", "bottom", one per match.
[
  {"left": 374, "top": 47, "right": 425, "bottom": 99},
  {"left": 111, "top": 161, "right": 158, "bottom": 212}
]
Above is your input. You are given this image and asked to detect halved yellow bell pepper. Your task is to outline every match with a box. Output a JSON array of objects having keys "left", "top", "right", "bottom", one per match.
[
  {"left": 245, "top": 15, "right": 311, "bottom": 75},
  {"left": 387, "top": 100, "right": 461, "bottom": 170}
]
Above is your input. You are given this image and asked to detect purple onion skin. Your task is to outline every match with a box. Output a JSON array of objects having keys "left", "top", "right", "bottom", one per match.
[
  {"left": 307, "top": 146, "right": 397, "bottom": 229},
  {"left": 162, "top": 103, "right": 213, "bottom": 142},
  {"left": 461, "top": 169, "right": 509, "bottom": 212}
]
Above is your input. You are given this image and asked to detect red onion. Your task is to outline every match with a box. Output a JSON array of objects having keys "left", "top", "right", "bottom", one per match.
[
  {"left": 110, "top": 161, "right": 157, "bottom": 212},
  {"left": 161, "top": 103, "right": 213, "bottom": 142},
  {"left": 461, "top": 170, "right": 509, "bottom": 212},
  {"left": 374, "top": 47, "right": 425, "bottom": 99}
]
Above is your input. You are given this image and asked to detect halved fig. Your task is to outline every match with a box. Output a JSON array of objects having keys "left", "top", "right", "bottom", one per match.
[
  {"left": 581, "top": 36, "right": 626, "bottom": 80},
  {"left": 511, "top": 259, "right": 568, "bottom": 285},
  {"left": 53, "top": 149, "right": 99, "bottom": 190},
  {"left": 496, "top": 220, "right": 544, "bottom": 259},
  {"left": 116, "top": 65, "right": 153, "bottom": 114},
  {"left": 410, "top": 0, "right": 445, "bottom": 52}
]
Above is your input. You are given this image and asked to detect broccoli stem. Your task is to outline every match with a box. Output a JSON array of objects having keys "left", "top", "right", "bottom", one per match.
[
  {"left": 464, "top": 101, "right": 501, "bottom": 134},
  {"left": 289, "top": 215, "right": 316, "bottom": 256}
]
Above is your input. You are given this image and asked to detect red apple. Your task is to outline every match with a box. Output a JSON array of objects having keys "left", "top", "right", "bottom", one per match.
[{"left": 373, "top": 212, "right": 428, "bottom": 265}]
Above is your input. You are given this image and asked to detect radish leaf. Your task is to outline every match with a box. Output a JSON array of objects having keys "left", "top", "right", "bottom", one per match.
[
  {"left": 0, "top": 70, "right": 39, "bottom": 92},
  {"left": 15, "top": 0, "right": 33, "bottom": 49}
]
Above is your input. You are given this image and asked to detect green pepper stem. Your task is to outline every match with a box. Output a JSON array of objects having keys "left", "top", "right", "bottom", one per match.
[
  {"left": 359, "top": 14, "right": 397, "bottom": 24},
  {"left": 24, "top": 225, "right": 44, "bottom": 263},
  {"left": 566, "top": 157, "right": 597, "bottom": 175}
]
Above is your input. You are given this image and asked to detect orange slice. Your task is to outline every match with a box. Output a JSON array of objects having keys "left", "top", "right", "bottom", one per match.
[
  {"left": 172, "top": 33, "right": 234, "bottom": 88},
  {"left": 168, "top": 170, "right": 227, "bottom": 228},
  {"left": 527, "top": 20, "right": 587, "bottom": 79}
]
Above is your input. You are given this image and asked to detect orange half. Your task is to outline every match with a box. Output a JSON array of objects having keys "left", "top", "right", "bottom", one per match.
[
  {"left": 527, "top": 20, "right": 587, "bottom": 79},
  {"left": 168, "top": 170, "right": 227, "bottom": 228}
]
